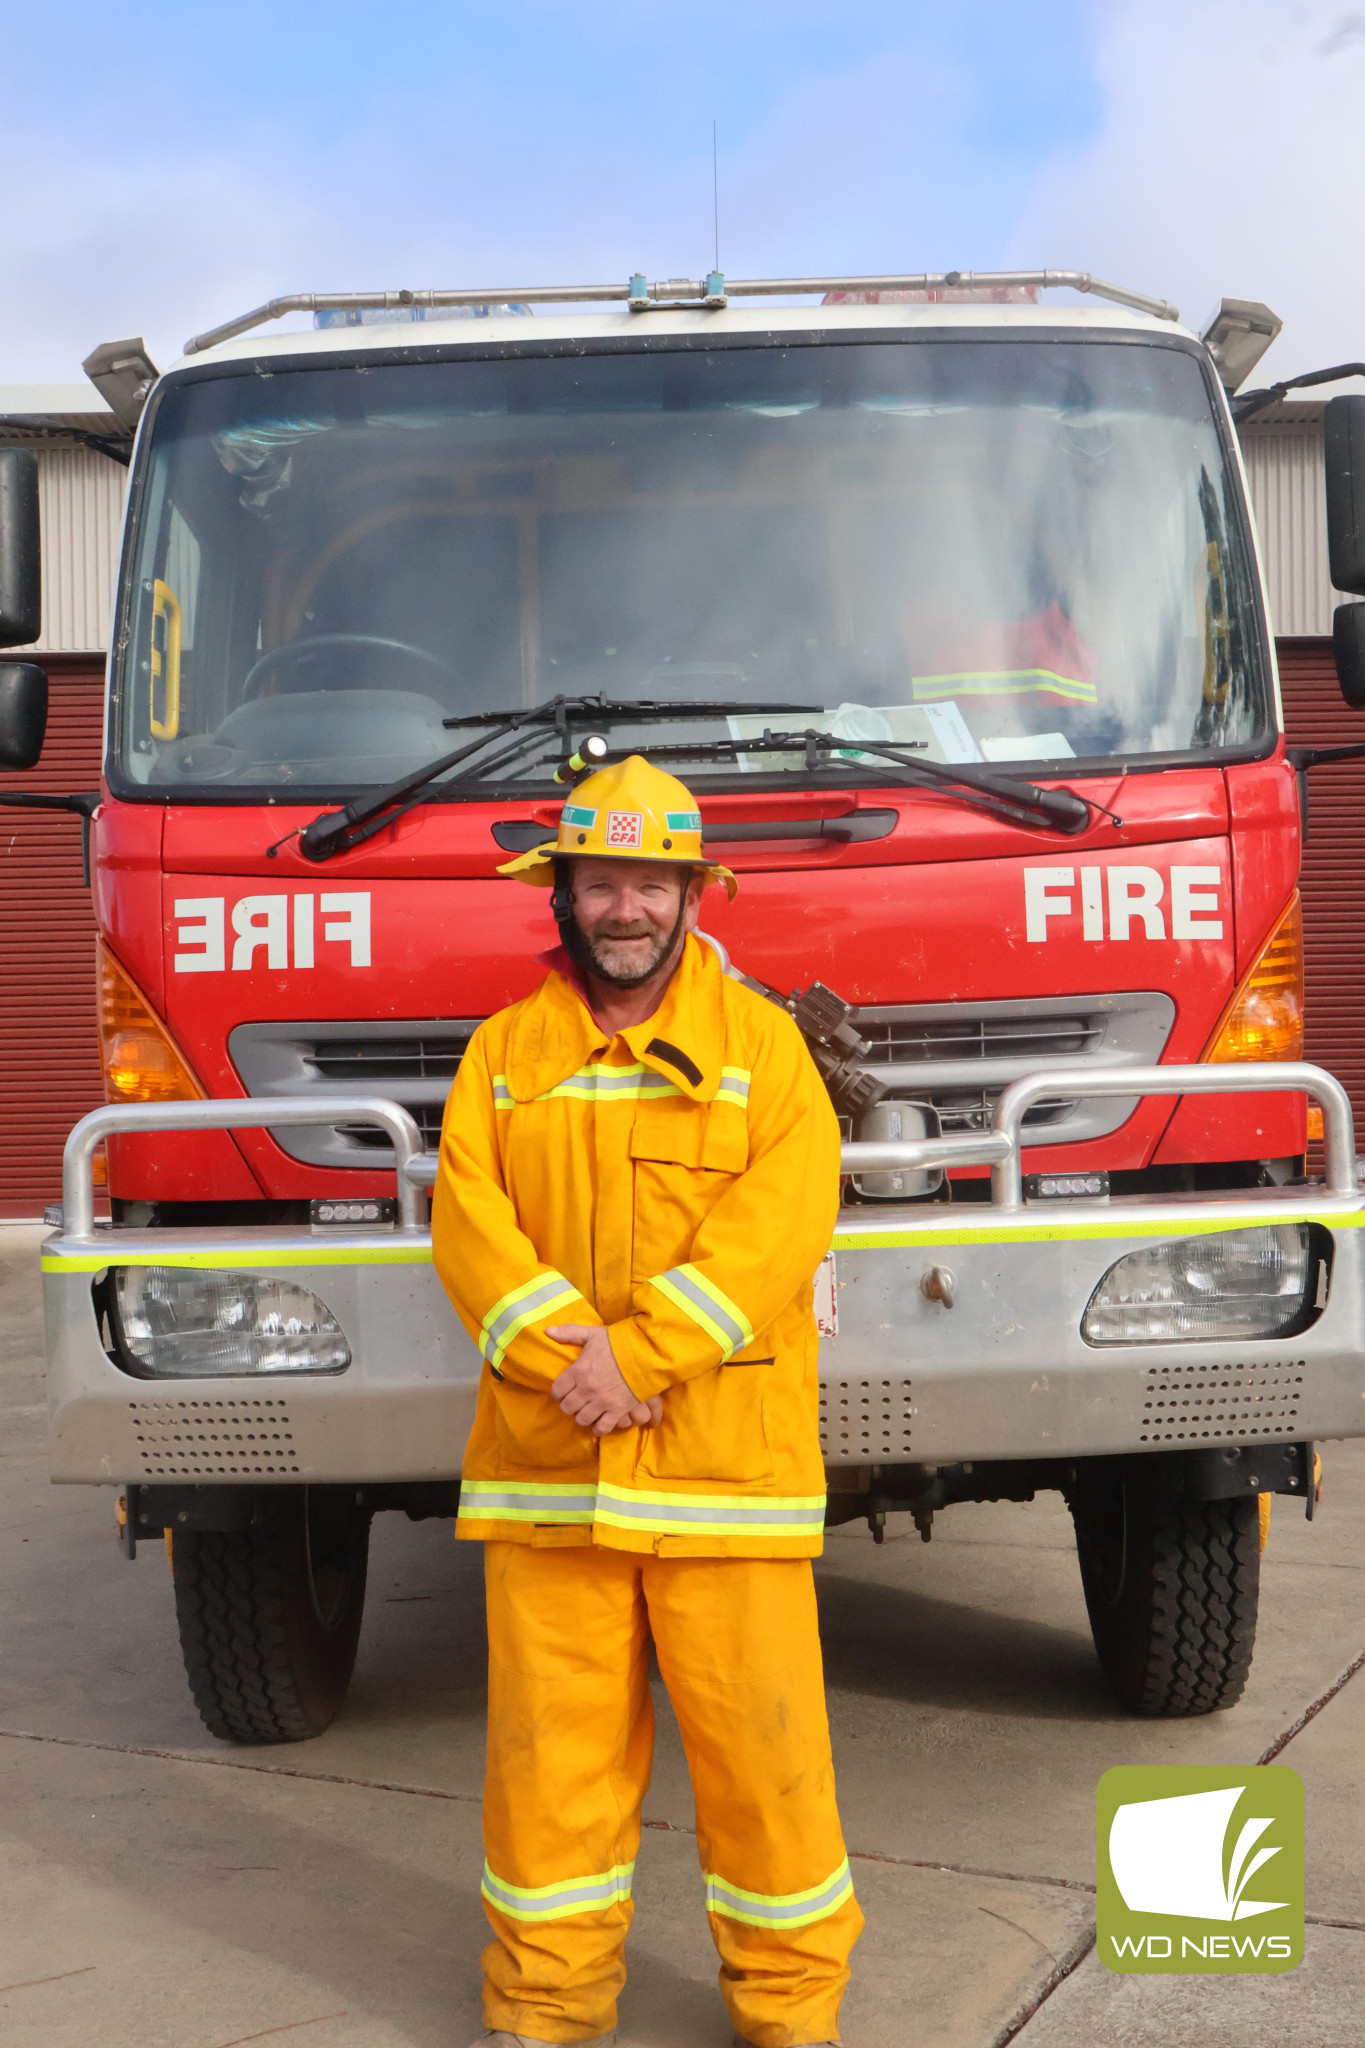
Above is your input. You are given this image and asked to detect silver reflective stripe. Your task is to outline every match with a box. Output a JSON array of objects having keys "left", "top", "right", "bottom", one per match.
[
  {"left": 538, "top": 1063, "right": 681, "bottom": 1102},
  {"left": 595, "top": 1488, "right": 825, "bottom": 1530},
  {"left": 460, "top": 1479, "right": 825, "bottom": 1538},
  {"left": 653, "top": 1264, "right": 752, "bottom": 1356},
  {"left": 458, "top": 1482, "right": 597, "bottom": 1524},
  {"left": 479, "top": 1270, "right": 580, "bottom": 1369},
  {"left": 482, "top": 1858, "right": 635, "bottom": 1922},
  {"left": 704, "top": 1857, "right": 855, "bottom": 1929}
]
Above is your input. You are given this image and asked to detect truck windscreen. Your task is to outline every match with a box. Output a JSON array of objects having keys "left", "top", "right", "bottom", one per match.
[{"left": 113, "top": 337, "right": 1271, "bottom": 797}]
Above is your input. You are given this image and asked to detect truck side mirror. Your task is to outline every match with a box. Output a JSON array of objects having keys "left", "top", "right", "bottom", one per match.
[
  {"left": 1333, "top": 603, "right": 1365, "bottom": 710},
  {"left": 1325, "top": 397, "right": 1365, "bottom": 705},
  {"left": 0, "top": 662, "right": 48, "bottom": 769},
  {"left": 1326, "top": 396, "right": 1365, "bottom": 592},
  {"left": 0, "top": 448, "right": 42, "bottom": 649}
]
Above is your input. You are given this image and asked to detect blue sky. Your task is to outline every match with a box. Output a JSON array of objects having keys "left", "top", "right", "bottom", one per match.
[{"left": 2, "top": 0, "right": 1362, "bottom": 383}]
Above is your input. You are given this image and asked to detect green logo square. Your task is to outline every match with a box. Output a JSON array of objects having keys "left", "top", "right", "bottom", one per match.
[{"left": 1097, "top": 1765, "right": 1304, "bottom": 1974}]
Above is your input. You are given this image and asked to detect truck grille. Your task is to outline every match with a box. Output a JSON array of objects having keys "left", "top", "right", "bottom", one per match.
[
  {"left": 228, "top": 1019, "right": 478, "bottom": 1171},
  {"left": 857, "top": 1010, "right": 1104, "bottom": 1132},
  {"left": 311, "top": 1037, "right": 469, "bottom": 1084},
  {"left": 854, "top": 991, "right": 1174, "bottom": 1147},
  {"left": 921, "top": 1089, "right": 1077, "bottom": 1135},
  {"left": 859, "top": 1013, "right": 1103, "bottom": 1065},
  {"left": 340, "top": 1104, "right": 448, "bottom": 1149},
  {"left": 230, "top": 989, "right": 1173, "bottom": 1169}
]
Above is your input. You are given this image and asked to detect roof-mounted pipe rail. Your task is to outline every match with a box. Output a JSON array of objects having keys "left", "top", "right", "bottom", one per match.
[{"left": 182, "top": 269, "right": 1179, "bottom": 356}]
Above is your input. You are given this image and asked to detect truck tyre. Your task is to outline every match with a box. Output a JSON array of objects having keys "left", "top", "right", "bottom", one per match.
[
  {"left": 171, "top": 1487, "right": 371, "bottom": 1744},
  {"left": 1069, "top": 1464, "right": 1259, "bottom": 1716}
]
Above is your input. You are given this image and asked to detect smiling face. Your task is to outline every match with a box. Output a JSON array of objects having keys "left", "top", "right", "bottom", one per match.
[{"left": 568, "top": 856, "right": 704, "bottom": 989}]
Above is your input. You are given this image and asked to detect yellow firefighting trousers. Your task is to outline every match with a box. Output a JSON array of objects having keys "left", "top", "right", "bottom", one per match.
[{"left": 480, "top": 1542, "right": 863, "bottom": 2047}]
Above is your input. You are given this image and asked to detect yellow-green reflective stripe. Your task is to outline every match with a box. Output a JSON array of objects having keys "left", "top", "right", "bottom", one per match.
[
  {"left": 481, "top": 1859, "right": 634, "bottom": 1922},
  {"left": 651, "top": 1264, "right": 753, "bottom": 1359},
  {"left": 40, "top": 1245, "right": 434, "bottom": 1272},
  {"left": 480, "top": 1270, "right": 580, "bottom": 1368},
  {"left": 43, "top": 1205, "right": 1365, "bottom": 1278},
  {"left": 828, "top": 1210, "right": 1365, "bottom": 1249},
  {"left": 594, "top": 1480, "right": 824, "bottom": 1535},
  {"left": 911, "top": 668, "right": 1097, "bottom": 703},
  {"left": 458, "top": 1480, "right": 597, "bottom": 1524},
  {"left": 704, "top": 1857, "right": 854, "bottom": 1929},
  {"left": 716, "top": 1066, "right": 751, "bottom": 1105},
  {"left": 457, "top": 1479, "right": 823, "bottom": 1535},
  {"left": 492, "top": 1074, "right": 513, "bottom": 1109}
]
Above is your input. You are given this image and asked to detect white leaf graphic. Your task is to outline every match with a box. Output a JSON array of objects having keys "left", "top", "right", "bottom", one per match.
[{"left": 1109, "top": 1787, "right": 1288, "bottom": 1922}]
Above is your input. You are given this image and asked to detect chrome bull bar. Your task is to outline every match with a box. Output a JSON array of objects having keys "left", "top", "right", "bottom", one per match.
[
  {"left": 47, "top": 1061, "right": 1365, "bottom": 1482},
  {"left": 63, "top": 1095, "right": 426, "bottom": 1240},
  {"left": 60, "top": 1062, "right": 1355, "bottom": 1245},
  {"left": 991, "top": 1062, "right": 1358, "bottom": 1208}
]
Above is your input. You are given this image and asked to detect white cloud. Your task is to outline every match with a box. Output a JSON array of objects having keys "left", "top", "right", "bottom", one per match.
[
  {"left": 0, "top": 43, "right": 991, "bottom": 381},
  {"left": 1011, "top": 0, "right": 1365, "bottom": 385},
  {"left": 0, "top": 133, "right": 332, "bottom": 378},
  {"left": 15, "top": 2, "right": 1360, "bottom": 394}
]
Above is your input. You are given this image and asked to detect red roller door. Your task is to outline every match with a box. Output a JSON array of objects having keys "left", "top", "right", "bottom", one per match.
[
  {"left": 1278, "top": 636, "right": 1365, "bottom": 1142},
  {"left": 0, "top": 657, "right": 104, "bottom": 1218}
]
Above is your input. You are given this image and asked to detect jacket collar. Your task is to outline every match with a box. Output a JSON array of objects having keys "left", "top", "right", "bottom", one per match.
[{"left": 505, "top": 933, "right": 727, "bottom": 1103}]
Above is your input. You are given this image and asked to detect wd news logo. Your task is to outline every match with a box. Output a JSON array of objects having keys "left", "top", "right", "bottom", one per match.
[{"left": 1097, "top": 1767, "right": 1304, "bottom": 1974}]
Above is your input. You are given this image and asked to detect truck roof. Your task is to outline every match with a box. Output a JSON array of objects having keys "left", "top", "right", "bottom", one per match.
[{"left": 172, "top": 297, "right": 1200, "bottom": 378}]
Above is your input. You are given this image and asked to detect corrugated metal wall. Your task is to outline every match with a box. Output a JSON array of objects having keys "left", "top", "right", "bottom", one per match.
[
  {"left": 1239, "top": 410, "right": 1359, "bottom": 639},
  {"left": 1278, "top": 639, "right": 1365, "bottom": 1143},
  {"left": 13, "top": 447, "right": 125, "bottom": 655},
  {"left": 0, "top": 663, "right": 105, "bottom": 1216}
]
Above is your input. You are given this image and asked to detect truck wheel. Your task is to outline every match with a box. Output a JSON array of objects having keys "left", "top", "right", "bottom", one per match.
[
  {"left": 171, "top": 1487, "right": 371, "bottom": 1744},
  {"left": 1069, "top": 1463, "right": 1259, "bottom": 1716}
]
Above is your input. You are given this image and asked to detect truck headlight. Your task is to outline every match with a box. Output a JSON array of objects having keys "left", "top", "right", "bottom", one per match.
[
  {"left": 1082, "top": 1224, "right": 1316, "bottom": 1345},
  {"left": 106, "top": 1266, "right": 351, "bottom": 1377}
]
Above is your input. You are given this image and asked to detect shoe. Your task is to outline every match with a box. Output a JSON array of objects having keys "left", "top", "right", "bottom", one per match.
[{"left": 473, "top": 2033, "right": 617, "bottom": 2047}]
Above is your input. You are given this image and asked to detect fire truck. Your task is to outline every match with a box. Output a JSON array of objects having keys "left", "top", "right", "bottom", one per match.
[{"left": 4, "top": 268, "right": 1365, "bottom": 1745}]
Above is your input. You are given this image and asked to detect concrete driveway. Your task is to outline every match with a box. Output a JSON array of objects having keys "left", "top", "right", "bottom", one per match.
[{"left": 2, "top": 1224, "right": 1362, "bottom": 2047}]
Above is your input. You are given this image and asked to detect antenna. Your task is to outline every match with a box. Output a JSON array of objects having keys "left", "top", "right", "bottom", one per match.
[{"left": 713, "top": 120, "right": 720, "bottom": 273}]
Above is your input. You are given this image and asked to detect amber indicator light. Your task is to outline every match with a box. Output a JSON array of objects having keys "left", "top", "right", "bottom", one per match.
[{"left": 96, "top": 939, "right": 204, "bottom": 1103}]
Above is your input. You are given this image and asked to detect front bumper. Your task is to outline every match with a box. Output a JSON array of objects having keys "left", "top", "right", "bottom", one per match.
[{"left": 43, "top": 1186, "right": 1365, "bottom": 1485}]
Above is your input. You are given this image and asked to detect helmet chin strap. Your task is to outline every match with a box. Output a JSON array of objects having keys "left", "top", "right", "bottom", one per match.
[
  {"left": 550, "top": 866, "right": 577, "bottom": 929},
  {"left": 554, "top": 859, "right": 694, "bottom": 991}
]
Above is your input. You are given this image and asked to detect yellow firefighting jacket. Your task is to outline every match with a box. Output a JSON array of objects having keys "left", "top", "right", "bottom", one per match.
[{"left": 432, "top": 933, "right": 841, "bottom": 1558}]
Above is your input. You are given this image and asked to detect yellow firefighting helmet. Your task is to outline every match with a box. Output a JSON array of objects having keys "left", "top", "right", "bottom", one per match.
[{"left": 496, "top": 754, "right": 738, "bottom": 899}]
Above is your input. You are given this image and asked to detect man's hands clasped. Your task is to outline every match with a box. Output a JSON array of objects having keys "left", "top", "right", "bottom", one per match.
[{"left": 547, "top": 1324, "right": 663, "bottom": 1436}]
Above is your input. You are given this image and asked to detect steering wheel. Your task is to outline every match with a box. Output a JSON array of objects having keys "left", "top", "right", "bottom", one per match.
[{"left": 242, "top": 634, "right": 459, "bottom": 701}]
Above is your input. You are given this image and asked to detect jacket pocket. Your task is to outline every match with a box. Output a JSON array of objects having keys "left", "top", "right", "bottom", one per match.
[
  {"left": 630, "top": 1101, "right": 749, "bottom": 1174},
  {"left": 492, "top": 1378, "right": 596, "bottom": 1475},
  {"left": 629, "top": 1104, "right": 750, "bottom": 1285},
  {"left": 633, "top": 1362, "right": 773, "bottom": 1485}
]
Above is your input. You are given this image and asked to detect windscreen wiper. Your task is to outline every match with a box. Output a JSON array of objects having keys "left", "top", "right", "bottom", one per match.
[
  {"left": 588, "top": 729, "right": 1095, "bottom": 835},
  {"left": 441, "top": 695, "right": 821, "bottom": 729},
  {"left": 803, "top": 733, "right": 1095, "bottom": 833},
  {"left": 291, "top": 694, "right": 821, "bottom": 861}
]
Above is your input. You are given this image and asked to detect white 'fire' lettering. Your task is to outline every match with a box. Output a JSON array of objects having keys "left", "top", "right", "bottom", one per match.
[
  {"left": 1023, "top": 867, "right": 1224, "bottom": 943},
  {"left": 171, "top": 892, "right": 372, "bottom": 971}
]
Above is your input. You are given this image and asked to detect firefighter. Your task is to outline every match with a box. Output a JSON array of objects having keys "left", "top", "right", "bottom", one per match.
[{"left": 432, "top": 754, "right": 861, "bottom": 2048}]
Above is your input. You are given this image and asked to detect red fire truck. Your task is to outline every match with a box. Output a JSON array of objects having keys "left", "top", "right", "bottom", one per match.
[{"left": 4, "top": 269, "right": 1365, "bottom": 1745}]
